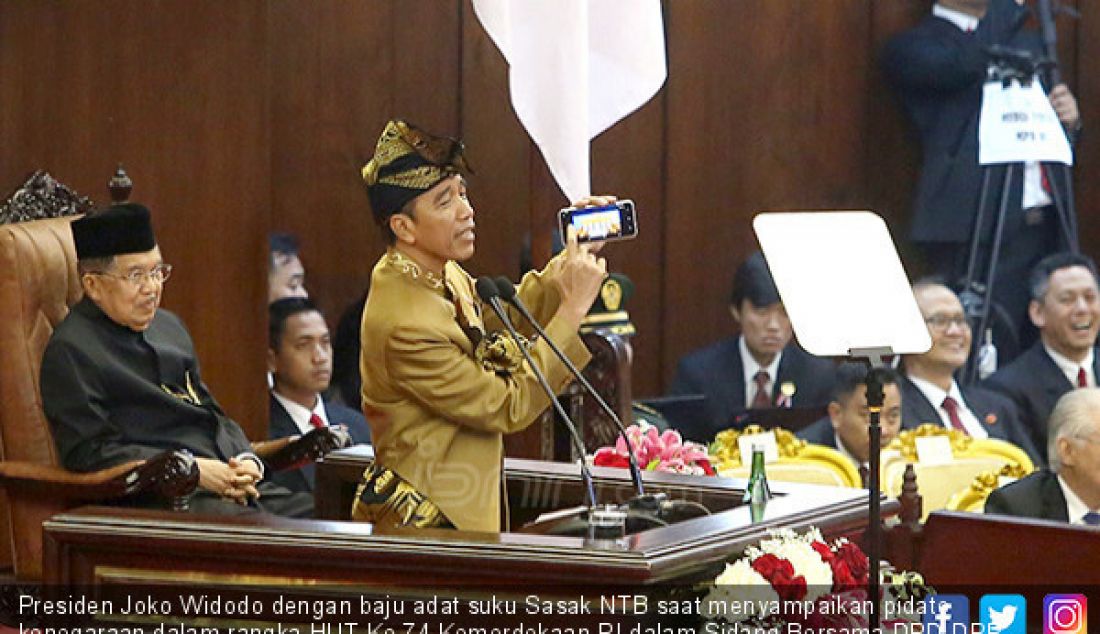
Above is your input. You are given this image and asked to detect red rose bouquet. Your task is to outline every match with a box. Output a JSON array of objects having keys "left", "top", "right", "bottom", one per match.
[{"left": 703, "top": 528, "right": 871, "bottom": 627}]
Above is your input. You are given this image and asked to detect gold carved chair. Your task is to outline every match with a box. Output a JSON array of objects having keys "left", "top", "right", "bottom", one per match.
[
  {"left": 710, "top": 425, "right": 861, "bottom": 488},
  {"left": 945, "top": 462, "right": 1032, "bottom": 513},
  {"left": 881, "top": 424, "right": 1035, "bottom": 521}
]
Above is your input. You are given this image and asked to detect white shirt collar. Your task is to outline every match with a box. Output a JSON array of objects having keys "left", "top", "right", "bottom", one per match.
[
  {"left": 1043, "top": 343, "right": 1095, "bottom": 388},
  {"left": 1057, "top": 473, "right": 1094, "bottom": 525},
  {"left": 271, "top": 390, "right": 328, "bottom": 435},
  {"left": 906, "top": 374, "right": 988, "bottom": 439},
  {"left": 932, "top": 3, "right": 980, "bottom": 32},
  {"left": 740, "top": 336, "right": 783, "bottom": 407},
  {"left": 831, "top": 427, "right": 865, "bottom": 471}
]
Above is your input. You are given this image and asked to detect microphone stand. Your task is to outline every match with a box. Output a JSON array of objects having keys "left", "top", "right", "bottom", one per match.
[
  {"left": 493, "top": 277, "right": 648, "bottom": 499},
  {"left": 475, "top": 278, "right": 598, "bottom": 510}
]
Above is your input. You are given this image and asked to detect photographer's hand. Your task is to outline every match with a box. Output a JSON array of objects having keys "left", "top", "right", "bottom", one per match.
[{"left": 1049, "top": 84, "right": 1081, "bottom": 130}]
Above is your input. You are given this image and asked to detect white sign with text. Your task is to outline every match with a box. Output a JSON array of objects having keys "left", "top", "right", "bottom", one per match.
[
  {"left": 738, "top": 431, "right": 780, "bottom": 465},
  {"left": 979, "top": 79, "right": 1072, "bottom": 166}
]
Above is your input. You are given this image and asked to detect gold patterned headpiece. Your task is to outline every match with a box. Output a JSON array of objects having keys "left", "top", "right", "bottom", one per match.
[{"left": 361, "top": 120, "right": 471, "bottom": 225}]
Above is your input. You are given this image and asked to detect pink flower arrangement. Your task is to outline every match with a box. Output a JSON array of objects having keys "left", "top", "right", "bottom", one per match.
[{"left": 593, "top": 422, "right": 715, "bottom": 476}]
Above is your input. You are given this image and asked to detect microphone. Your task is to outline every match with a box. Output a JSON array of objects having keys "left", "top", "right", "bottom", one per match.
[
  {"left": 493, "top": 275, "right": 647, "bottom": 498},
  {"left": 489, "top": 279, "right": 713, "bottom": 538},
  {"left": 474, "top": 277, "right": 598, "bottom": 510}
]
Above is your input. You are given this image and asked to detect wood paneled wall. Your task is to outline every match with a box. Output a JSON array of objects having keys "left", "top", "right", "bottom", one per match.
[{"left": 1, "top": 0, "right": 1095, "bottom": 439}]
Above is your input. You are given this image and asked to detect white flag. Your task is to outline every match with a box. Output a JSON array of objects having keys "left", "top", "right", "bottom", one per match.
[{"left": 472, "top": 0, "right": 667, "bottom": 202}]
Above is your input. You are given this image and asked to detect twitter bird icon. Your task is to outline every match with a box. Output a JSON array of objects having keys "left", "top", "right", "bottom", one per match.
[{"left": 982, "top": 594, "right": 1027, "bottom": 634}]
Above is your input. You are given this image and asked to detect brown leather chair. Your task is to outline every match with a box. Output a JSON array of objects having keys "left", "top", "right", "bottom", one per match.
[{"left": 0, "top": 216, "right": 200, "bottom": 581}]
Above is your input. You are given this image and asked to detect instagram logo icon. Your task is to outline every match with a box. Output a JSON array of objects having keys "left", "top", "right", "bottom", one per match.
[{"left": 1045, "top": 594, "right": 1087, "bottom": 634}]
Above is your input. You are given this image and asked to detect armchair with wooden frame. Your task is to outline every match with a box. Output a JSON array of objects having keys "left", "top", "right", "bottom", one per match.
[{"left": 0, "top": 172, "right": 347, "bottom": 581}]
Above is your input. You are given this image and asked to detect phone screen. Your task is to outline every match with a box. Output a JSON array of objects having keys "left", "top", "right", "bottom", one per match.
[{"left": 560, "top": 201, "right": 636, "bottom": 243}]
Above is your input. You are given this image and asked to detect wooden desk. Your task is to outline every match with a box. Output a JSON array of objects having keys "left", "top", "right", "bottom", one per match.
[
  {"left": 920, "top": 511, "right": 1100, "bottom": 586},
  {"left": 38, "top": 450, "right": 893, "bottom": 628}
]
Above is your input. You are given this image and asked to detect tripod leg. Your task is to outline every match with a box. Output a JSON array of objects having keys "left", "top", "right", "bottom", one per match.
[
  {"left": 964, "top": 164, "right": 1015, "bottom": 386},
  {"left": 964, "top": 167, "right": 996, "bottom": 287},
  {"left": 1047, "top": 162, "right": 1079, "bottom": 252}
]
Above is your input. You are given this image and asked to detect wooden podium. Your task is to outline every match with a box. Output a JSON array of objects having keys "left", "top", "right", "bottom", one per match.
[{"left": 36, "top": 447, "right": 890, "bottom": 628}]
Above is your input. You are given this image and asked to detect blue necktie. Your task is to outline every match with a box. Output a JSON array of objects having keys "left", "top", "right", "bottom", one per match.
[{"left": 1082, "top": 512, "right": 1100, "bottom": 526}]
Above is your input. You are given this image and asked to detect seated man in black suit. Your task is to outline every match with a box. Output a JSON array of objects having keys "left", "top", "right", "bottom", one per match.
[
  {"left": 667, "top": 251, "right": 835, "bottom": 442},
  {"left": 900, "top": 280, "right": 1038, "bottom": 462},
  {"left": 797, "top": 363, "right": 902, "bottom": 486},
  {"left": 985, "top": 253, "right": 1100, "bottom": 459},
  {"left": 41, "top": 204, "right": 312, "bottom": 517},
  {"left": 986, "top": 388, "right": 1100, "bottom": 525},
  {"left": 268, "top": 297, "right": 371, "bottom": 493}
]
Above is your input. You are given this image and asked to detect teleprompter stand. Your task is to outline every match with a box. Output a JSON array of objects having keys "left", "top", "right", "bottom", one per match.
[
  {"left": 847, "top": 346, "right": 892, "bottom": 634},
  {"left": 754, "top": 211, "right": 933, "bottom": 634}
]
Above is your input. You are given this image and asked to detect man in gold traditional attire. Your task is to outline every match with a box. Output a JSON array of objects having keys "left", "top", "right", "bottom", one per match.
[{"left": 354, "top": 120, "right": 609, "bottom": 532}]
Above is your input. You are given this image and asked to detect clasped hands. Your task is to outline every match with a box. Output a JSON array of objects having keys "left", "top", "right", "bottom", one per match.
[{"left": 196, "top": 456, "right": 262, "bottom": 505}]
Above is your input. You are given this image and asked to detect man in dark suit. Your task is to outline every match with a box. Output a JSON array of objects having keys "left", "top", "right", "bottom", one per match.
[
  {"left": 268, "top": 297, "right": 370, "bottom": 492},
  {"left": 900, "top": 280, "right": 1039, "bottom": 462},
  {"left": 41, "top": 205, "right": 312, "bottom": 517},
  {"left": 667, "top": 251, "right": 835, "bottom": 442},
  {"left": 883, "top": 0, "right": 1081, "bottom": 358},
  {"left": 798, "top": 363, "right": 903, "bottom": 484},
  {"left": 984, "top": 253, "right": 1100, "bottom": 459},
  {"left": 986, "top": 388, "right": 1100, "bottom": 525}
]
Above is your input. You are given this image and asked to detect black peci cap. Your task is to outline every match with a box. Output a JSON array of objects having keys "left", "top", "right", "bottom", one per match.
[{"left": 71, "top": 203, "right": 157, "bottom": 260}]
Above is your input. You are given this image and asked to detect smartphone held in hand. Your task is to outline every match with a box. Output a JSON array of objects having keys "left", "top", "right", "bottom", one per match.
[{"left": 558, "top": 200, "right": 638, "bottom": 244}]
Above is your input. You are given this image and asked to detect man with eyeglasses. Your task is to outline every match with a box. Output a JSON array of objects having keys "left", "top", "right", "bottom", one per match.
[
  {"left": 986, "top": 388, "right": 1100, "bottom": 525},
  {"left": 40, "top": 204, "right": 312, "bottom": 517},
  {"left": 898, "top": 280, "right": 1038, "bottom": 461},
  {"left": 985, "top": 253, "right": 1100, "bottom": 459}
]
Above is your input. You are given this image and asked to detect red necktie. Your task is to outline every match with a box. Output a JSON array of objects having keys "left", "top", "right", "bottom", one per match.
[
  {"left": 1078, "top": 367, "right": 1088, "bottom": 388},
  {"left": 751, "top": 371, "right": 771, "bottom": 409},
  {"left": 941, "top": 396, "right": 966, "bottom": 432},
  {"left": 309, "top": 413, "right": 325, "bottom": 429}
]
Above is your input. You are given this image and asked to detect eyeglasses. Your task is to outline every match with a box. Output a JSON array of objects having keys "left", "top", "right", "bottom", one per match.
[
  {"left": 93, "top": 264, "right": 173, "bottom": 287},
  {"left": 924, "top": 314, "right": 970, "bottom": 332}
]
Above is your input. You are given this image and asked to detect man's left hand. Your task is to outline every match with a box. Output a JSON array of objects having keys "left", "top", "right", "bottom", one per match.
[{"left": 1050, "top": 84, "right": 1080, "bottom": 129}]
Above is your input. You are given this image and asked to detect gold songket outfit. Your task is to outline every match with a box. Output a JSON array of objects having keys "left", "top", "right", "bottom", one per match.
[{"left": 353, "top": 249, "right": 591, "bottom": 532}]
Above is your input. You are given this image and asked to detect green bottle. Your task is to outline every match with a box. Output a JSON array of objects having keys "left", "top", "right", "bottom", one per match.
[{"left": 742, "top": 445, "right": 771, "bottom": 522}]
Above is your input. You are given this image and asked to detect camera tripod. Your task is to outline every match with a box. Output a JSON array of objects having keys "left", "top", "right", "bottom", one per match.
[{"left": 959, "top": 58, "right": 1078, "bottom": 386}]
